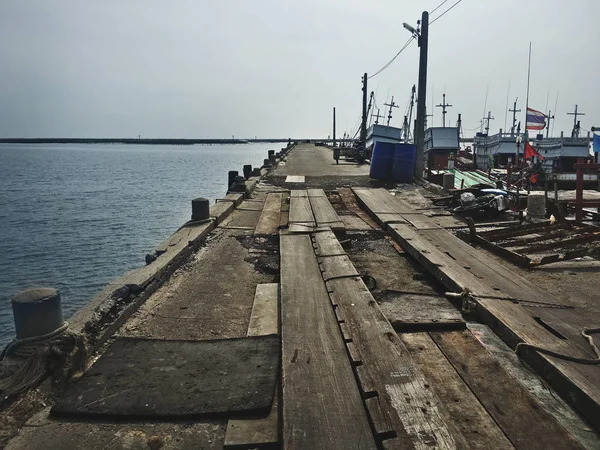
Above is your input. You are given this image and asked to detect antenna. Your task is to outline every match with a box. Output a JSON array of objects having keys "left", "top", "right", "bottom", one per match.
[
  {"left": 435, "top": 93, "right": 453, "bottom": 127},
  {"left": 567, "top": 104, "right": 585, "bottom": 137},
  {"left": 384, "top": 96, "right": 399, "bottom": 127},
  {"left": 483, "top": 111, "right": 494, "bottom": 135},
  {"left": 509, "top": 98, "right": 521, "bottom": 136},
  {"left": 371, "top": 108, "right": 384, "bottom": 125},
  {"left": 546, "top": 110, "right": 555, "bottom": 138}
]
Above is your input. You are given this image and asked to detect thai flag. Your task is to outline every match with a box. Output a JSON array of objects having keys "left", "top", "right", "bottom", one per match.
[{"left": 526, "top": 107, "right": 546, "bottom": 131}]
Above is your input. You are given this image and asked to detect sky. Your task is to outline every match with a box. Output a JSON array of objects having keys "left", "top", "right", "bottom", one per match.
[{"left": 0, "top": 0, "right": 598, "bottom": 139}]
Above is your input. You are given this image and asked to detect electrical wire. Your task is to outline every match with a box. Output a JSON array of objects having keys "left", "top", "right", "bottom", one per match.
[
  {"left": 430, "top": 0, "right": 449, "bottom": 15},
  {"left": 368, "top": 36, "right": 415, "bottom": 80},
  {"left": 430, "top": 0, "right": 463, "bottom": 24}
]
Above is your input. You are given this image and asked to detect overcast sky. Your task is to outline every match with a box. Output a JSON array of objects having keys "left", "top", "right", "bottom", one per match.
[{"left": 0, "top": 0, "right": 598, "bottom": 138}]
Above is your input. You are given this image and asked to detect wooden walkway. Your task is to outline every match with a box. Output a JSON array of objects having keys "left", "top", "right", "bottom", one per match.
[{"left": 353, "top": 187, "right": 600, "bottom": 433}]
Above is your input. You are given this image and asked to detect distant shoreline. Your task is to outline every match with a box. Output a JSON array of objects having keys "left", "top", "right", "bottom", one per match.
[{"left": 0, "top": 138, "right": 295, "bottom": 145}]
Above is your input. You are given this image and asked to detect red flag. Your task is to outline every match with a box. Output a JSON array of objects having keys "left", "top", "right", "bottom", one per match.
[
  {"left": 524, "top": 141, "right": 544, "bottom": 160},
  {"left": 529, "top": 173, "right": 539, "bottom": 184}
]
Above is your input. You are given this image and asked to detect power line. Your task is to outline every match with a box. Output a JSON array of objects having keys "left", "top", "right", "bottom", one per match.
[
  {"left": 430, "top": 0, "right": 463, "bottom": 24},
  {"left": 430, "top": 0, "right": 449, "bottom": 15},
  {"left": 368, "top": 36, "right": 415, "bottom": 80}
]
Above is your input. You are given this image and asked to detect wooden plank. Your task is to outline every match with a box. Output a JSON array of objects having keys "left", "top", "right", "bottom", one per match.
[
  {"left": 431, "top": 330, "right": 584, "bottom": 450},
  {"left": 356, "top": 188, "right": 600, "bottom": 431},
  {"left": 400, "top": 332, "right": 515, "bottom": 449},
  {"left": 288, "top": 190, "right": 315, "bottom": 233},
  {"left": 337, "top": 187, "right": 380, "bottom": 230},
  {"left": 247, "top": 283, "right": 279, "bottom": 337},
  {"left": 468, "top": 323, "right": 600, "bottom": 450},
  {"left": 255, "top": 193, "right": 282, "bottom": 235},
  {"left": 236, "top": 200, "right": 265, "bottom": 211},
  {"left": 285, "top": 175, "right": 305, "bottom": 183},
  {"left": 280, "top": 233, "right": 376, "bottom": 450},
  {"left": 313, "top": 231, "right": 460, "bottom": 449},
  {"left": 387, "top": 223, "right": 505, "bottom": 299},
  {"left": 378, "top": 292, "right": 465, "bottom": 332},
  {"left": 224, "top": 283, "right": 280, "bottom": 449},
  {"left": 308, "top": 189, "right": 345, "bottom": 232},
  {"left": 353, "top": 188, "right": 415, "bottom": 214}
]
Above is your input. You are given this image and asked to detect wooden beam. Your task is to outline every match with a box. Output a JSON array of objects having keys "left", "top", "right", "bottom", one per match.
[
  {"left": 280, "top": 233, "right": 376, "bottom": 449},
  {"left": 308, "top": 189, "right": 345, "bottom": 232},
  {"left": 288, "top": 190, "right": 315, "bottom": 233},
  {"left": 314, "top": 231, "right": 460, "bottom": 449},
  {"left": 224, "top": 283, "right": 280, "bottom": 449},
  {"left": 255, "top": 193, "right": 283, "bottom": 235},
  {"left": 400, "top": 332, "right": 515, "bottom": 449},
  {"left": 431, "top": 330, "right": 584, "bottom": 450}
]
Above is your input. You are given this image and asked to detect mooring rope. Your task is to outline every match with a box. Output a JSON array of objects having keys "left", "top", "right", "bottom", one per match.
[
  {"left": 446, "top": 290, "right": 600, "bottom": 365},
  {"left": 0, "top": 323, "right": 87, "bottom": 397},
  {"left": 516, "top": 328, "right": 600, "bottom": 365}
]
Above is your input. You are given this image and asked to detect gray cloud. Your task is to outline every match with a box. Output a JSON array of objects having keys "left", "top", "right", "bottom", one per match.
[{"left": 0, "top": 0, "right": 598, "bottom": 138}]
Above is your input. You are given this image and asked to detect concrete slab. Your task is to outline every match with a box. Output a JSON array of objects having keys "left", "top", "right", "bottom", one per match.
[
  {"left": 273, "top": 144, "right": 369, "bottom": 177},
  {"left": 121, "top": 229, "right": 275, "bottom": 340},
  {"left": 52, "top": 336, "right": 279, "bottom": 419},
  {"left": 6, "top": 408, "right": 225, "bottom": 450}
]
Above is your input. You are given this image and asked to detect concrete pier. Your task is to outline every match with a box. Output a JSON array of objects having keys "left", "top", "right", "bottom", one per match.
[{"left": 2, "top": 143, "right": 599, "bottom": 450}]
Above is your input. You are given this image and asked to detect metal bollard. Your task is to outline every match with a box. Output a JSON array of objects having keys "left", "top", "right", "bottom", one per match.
[
  {"left": 442, "top": 173, "right": 455, "bottom": 194},
  {"left": 228, "top": 171, "right": 239, "bottom": 190},
  {"left": 243, "top": 164, "right": 252, "bottom": 179},
  {"left": 191, "top": 197, "right": 210, "bottom": 221},
  {"left": 12, "top": 288, "right": 64, "bottom": 340},
  {"left": 263, "top": 158, "right": 272, "bottom": 168}
]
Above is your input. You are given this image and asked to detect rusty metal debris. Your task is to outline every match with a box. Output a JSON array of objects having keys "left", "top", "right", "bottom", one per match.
[{"left": 466, "top": 218, "right": 600, "bottom": 267}]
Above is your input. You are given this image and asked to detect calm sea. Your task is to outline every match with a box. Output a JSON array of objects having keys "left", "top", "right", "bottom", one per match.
[{"left": 0, "top": 143, "right": 274, "bottom": 346}]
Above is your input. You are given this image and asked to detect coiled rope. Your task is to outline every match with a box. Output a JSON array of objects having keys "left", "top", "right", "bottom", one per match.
[{"left": 0, "top": 323, "right": 87, "bottom": 397}]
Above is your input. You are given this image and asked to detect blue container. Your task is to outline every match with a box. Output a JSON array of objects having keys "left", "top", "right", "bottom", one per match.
[
  {"left": 391, "top": 143, "right": 416, "bottom": 182},
  {"left": 370, "top": 142, "right": 416, "bottom": 182},
  {"left": 369, "top": 142, "right": 395, "bottom": 180}
]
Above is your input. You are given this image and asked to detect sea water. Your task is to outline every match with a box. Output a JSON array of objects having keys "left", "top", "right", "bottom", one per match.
[{"left": 0, "top": 143, "right": 274, "bottom": 346}]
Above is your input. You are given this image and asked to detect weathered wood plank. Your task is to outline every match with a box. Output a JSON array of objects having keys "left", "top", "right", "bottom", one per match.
[
  {"left": 337, "top": 187, "right": 380, "bottom": 230},
  {"left": 255, "top": 193, "right": 282, "bottom": 235},
  {"left": 308, "top": 189, "right": 345, "bottom": 232},
  {"left": 387, "top": 223, "right": 505, "bottom": 299},
  {"left": 288, "top": 190, "right": 315, "bottom": 233},
  {"left": 355, "top": 187, "right": 600, "bottom": 432},
  {"left": 400, "top": 332, "right": 515, "bottom": 450},
  {"left": 378, "top": 292, "right": 465, "bottom": 332},
  {"left": 247, "top": 283, "right": 279, "bottom": 337},
  {"left": 224, "top": 283, "right": 280, "bottom": 449},
  {"left": 280, "top": 233, "right": 376, "bottom": 450},
  {"left": 468, "top": 323, "right": 600, "bottom": 450},
  {"left": 313, "top": 231, "right": 460, "bottom": 449},
  {"left": 431, "top": 330, "right": 584, "bottom": 450},
  {"left": 352, "top": 188, "right": 415, "bottom": 214}
]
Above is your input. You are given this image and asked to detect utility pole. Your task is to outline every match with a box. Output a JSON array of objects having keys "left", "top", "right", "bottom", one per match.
[
  {"left": 436, "top": 93, "right": 453, "bottom": 127},
  {"left": 332, "top": 107, "right": 336, "bottom": 147},
  {"left": 567, "top": 105, "right": 585, "bottom": 137},
  {"left": 483, "top": 111, "right": 494, "bottom": 135},
  {"left": 384, "top": 96, "right": 399, "bottom": 127},
  {"left": 509, "top": 99, "right": 520, "bottom": 136},
  {"left": 414, "top": 11, "right": 429, "bottom": 180},
  {"left": 546, "top": 109, "right": 555, "bottom": 138},
  {"left": 372, "top": 108, "right": 384, "bottom": 125}
]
